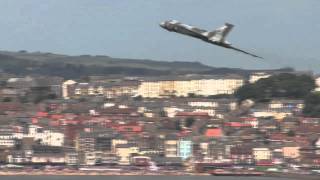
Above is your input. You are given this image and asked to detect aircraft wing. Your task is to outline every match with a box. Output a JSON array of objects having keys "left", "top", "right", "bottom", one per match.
[
  {"left": 180, "top": 25, "right": 207, "bottom": 34},
  {"left": 228, "top": 46, "right": 263, "bottom": 59},
  {"left": 189, "top": 27, "right": 207, "bottom": 34}
]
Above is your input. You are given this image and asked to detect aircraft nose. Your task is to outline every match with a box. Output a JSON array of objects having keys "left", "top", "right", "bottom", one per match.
[{"left": 160, "top": 22, "right": 166, "bottom": 28}]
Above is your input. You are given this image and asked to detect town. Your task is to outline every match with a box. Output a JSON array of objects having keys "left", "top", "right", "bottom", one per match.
[{"left": 0, "top": 70, "right": 320, "bottom": 177}]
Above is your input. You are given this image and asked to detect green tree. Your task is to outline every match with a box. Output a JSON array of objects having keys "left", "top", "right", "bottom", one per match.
[
  {"left": 185, "top": 117, "right": 195, "bottom": 127},
  {"left": 303, "top": 92, "right": 320, "bottom": 117},
  {"left": 235, "top": 73, "right": 315, "bottom": 102},
  {"left": 2, "top": 97, "right": 12, "bottom": 102},
  {"left": 287, "top": 130, "right": 296, "bottom": 137},
  {"left": 175, "top": 120, "right": 181, "bottom": 131},
  {"left": 133, "top": 95, "right": 143, "bottom": 101}
]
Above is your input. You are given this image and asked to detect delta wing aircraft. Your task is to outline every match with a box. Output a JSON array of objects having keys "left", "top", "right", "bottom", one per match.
[{"left": 160, "top": 20, "right": 263, "bottom": 59}]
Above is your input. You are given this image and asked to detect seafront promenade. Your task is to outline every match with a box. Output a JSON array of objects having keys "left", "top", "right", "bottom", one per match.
[{"left": 0, "top": 169, "right": 319, "bottom": 180}]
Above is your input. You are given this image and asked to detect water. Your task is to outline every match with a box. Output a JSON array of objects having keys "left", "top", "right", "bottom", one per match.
[{"left": 0, "top": 176, "right": 294, "bottom": 180}]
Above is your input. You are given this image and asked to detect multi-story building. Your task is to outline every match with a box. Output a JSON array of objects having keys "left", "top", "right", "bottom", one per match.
[
  {"left": 164, "top": 135, "right": 178, "bottom": 158},
  {"left": 62, "top": 80, "right": 77, "bottom": 99},
  {"left": 0, "top": 127, "right": 16, "bottom": 148},
  {"left": 72, "top": 81, "right": 139, "bottom": 98},
  {"left": 76, "top": 130, "right": 115, "bottom": 153},
  {"left": 13, "top": 125, "right": 64, "bottom": 147},
  {"left": 138, "top": 76, "right": 244, "bottom": 98}
]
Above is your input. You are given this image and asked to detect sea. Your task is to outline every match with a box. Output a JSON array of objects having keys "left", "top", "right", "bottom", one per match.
[{"left": 0, "top": 176, "right": 294, "bottom": 180}]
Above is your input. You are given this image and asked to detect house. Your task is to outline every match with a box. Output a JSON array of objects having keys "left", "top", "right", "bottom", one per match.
[
  {"left": 31, "top": 145, "right": 65, "bottom": 165},
  {"left": 114, "top": 124, "right": 143, "bottom": 134},
  {"left": 177, "top": 139, "right": 192, "bottom": 160},
  {"left": 131, "top": 156, "right": 151, "bottom": 166},
  {"left": 97, "top": 151, "right": 119, "bottom": 165},
  {"left": 175, "top": 112, "right": 210, "bottom": 119},
  {"left": 300, "top": 147, "right": 320, "bottom": 166},
  {"left": 240, "top": 117, "right": 258, "bottom": 128},
  {"left": 207, "top": 141, "right": 229, "bottom": 160},
  {"left": 0, "top": 126, "right": 16, "bottom": 148},
  {"left": 65, "top": 150, "right": 78, "bottom": 166},
  {"left": 224, "top": 122, "right": 252, "bottom": 128},
  {"left": 76, "top": 130, "right": 116, "bottom": 153},
  {"left": 205, "top": 128, "right": 223, "bottom": 138},
  {"left": 83, "top": 151, "right": 98, "bottom": 165},
  {"left": 282, "top": 146, "right": 300, "bottom": 159},
  {"left": 0, "top": 148, "right": 11, "bottom": 164},
  {"left": 112, "top": 138, "right": 128, "bottom": 152},
  {"left": 164, "top": 135, "right": 178, "bottom": 157},
  {"left": 253, "top": 148, "right": 272, "bottom": 161},
  {"left": 314, "top": 75, "right": 320, "bottom": 92},
  {"left": 230, "top": 145, "right": 254, "bottom": 165},
  {"left": 115, "top": 143, "right": 139, "bottom": 165}
]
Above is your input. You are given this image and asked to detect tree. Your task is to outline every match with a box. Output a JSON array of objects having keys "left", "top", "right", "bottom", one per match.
[
  {"left": 303, "top": 92, "right": 320, "bottom": 117},
  {"left": 133, "top": 95, "right": 143, "bottom": 101},
  {"left": 235, "top": 73, "right": 315, "bottom": 102},
  {"left": 287, "top": 130, "right": 296, "bottom": 137},
  {"left": 2, "top": 97, "right": 12, "bottom": 102},
  {"left": 188, "top": 93, "right": 196, "bottom": 98},
  {"left": 175, "top": 120, "right": 182, "bottom": 131},
  {"left": 185, "top": 117, "right": 195, "bottom": 127}
]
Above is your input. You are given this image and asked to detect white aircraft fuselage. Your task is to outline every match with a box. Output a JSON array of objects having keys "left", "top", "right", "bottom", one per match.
[{"left": 160, "top": 20, "right": 263, "bottom": 59}]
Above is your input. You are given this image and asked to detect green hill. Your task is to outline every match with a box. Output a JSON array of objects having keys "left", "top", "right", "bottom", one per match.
[{"left": 0, "top": 50, "right": 294, "bottom": 78}]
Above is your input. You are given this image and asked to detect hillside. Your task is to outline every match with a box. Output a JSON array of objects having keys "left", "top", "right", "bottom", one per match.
[{"left": 0, "top": 50, "right": 294, "bottom": 78}]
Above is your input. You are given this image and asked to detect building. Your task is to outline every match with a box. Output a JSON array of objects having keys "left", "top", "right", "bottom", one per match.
[
  {"left": 230, "top": 146, "right": 253, "bottom": 165},
  {"left": 178, "top": 139, "right": 192, "bottom": 160},
  {"left": 249, "top": 72, "right": 271, "bottom": 83},
  {"left": 62, "top": 80, "right": 77, "bottom": 99},
  {"left": 76, "top": 130, "right": 115, "bottom": 153},
  {"left": 65, "top": 151, "right": 79, "bottom": 166},
  {"left": 282, "top": 146, "right": 300, "bottom": 159},
  {"left": 137, "top": 76, "right": 244, "bottom": 98},
  {"left": 14, "top": 125, "right": 64, "bottom": 147},
  {"left": 0, "top": 128, "right": 16, "bottom": 148},
  {"left": 253, "top": 148, "right": 272, "bottom": 161},
  {"left": 115, "top": 144, "right": 139, "bottom": 165},
  {"left": 314, "top": 76, "right": 320, "bottom": 92},
  {"left": 164, "top": 135, "right": 178, "bottom": 158}
]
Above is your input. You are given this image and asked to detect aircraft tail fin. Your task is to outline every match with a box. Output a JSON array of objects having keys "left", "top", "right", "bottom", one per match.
[{"left": 207, "top": 23, "right": 234, "bottom": 42}]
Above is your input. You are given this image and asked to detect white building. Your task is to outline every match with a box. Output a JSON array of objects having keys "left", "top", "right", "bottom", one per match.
[
  {"left": 253, "top": 148, "right": 272, "bottom": 161},
  {"left": 14, "top": 125, "right": 64, "bottom": 147},
  {"left": 0, "top": 133, "right": 16, "bottom": 147},
  {"left": 62, "top": 80, "right": 77, "bottom": 99},
  {"left": 138, "top": 76, "right": 244, "bottom": 98},
  {"left": 314, "top": 76, "right": 320, "bottom": 92},
  {"left": 249, "top": 72, "right": 271, "bottom": 83},
  {"left": 188, "top": 101, "right": 219, "bottom": 107}
]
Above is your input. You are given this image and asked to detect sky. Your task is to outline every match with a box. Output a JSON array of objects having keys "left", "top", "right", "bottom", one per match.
[{"left": 0, "top": 0, "right": 319, "bottom": 72}]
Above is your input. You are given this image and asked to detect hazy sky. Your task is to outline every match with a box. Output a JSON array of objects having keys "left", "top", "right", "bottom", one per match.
[{"left": 0, "top": 0, "right": 319, "bottom": 72}]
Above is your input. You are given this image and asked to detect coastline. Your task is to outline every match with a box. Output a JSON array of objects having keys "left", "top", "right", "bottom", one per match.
[{"left": 0, "top": 170, "right": 319, "bottom": 180}]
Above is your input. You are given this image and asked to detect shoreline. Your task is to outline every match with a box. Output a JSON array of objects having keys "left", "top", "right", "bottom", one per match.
[{"left": 0, "top": 170, "right": 319, "bottom": 180}]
